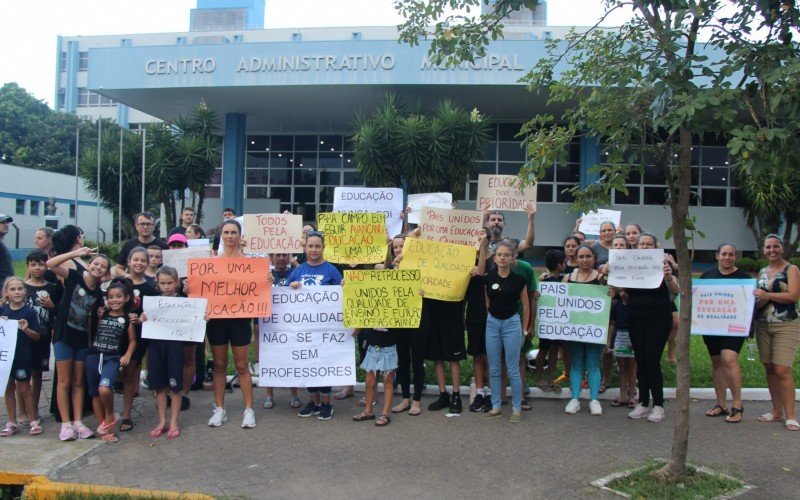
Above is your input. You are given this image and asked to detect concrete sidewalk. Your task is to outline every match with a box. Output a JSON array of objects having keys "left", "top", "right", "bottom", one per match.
[{"left": 3, "top": 383, "right": 797, "bottom": 499}]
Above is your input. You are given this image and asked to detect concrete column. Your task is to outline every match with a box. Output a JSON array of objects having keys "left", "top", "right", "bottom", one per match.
[{"left": 222, "top": 112, "right": 246, "bottom": 215}]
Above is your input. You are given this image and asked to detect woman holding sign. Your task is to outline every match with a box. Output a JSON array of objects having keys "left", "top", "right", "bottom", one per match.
[
  {"left": 589, "top": 221, "right": 616, "bottom": 267},
  {"left": 753, "top": 235, "right": 800, "bottom": 431},
  {"left": 625, "top": 233, "right": 679, "bottom": 423}
]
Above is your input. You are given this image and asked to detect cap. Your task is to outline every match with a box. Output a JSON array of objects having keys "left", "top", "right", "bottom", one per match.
[
  {"left": 0, "top": 214, "right": 12, "bottom": 223},
  {"left": 168, "top": 233, "right": 188, "bottom": 245}
]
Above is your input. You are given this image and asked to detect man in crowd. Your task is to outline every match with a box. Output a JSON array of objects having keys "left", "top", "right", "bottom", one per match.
[
  {"left": 115, "top": 212, "right": 168, "bottom": 276},
  {"left": 168, "top": 207, "right": 196, "bottom": 236},
  {"left": 0, "top": 214, "right": 15, "bottom": 285}
]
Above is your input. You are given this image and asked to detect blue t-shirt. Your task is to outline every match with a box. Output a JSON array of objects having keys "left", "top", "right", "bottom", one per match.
[
  {"left": 1, "top": 304, "right": 40, "bottom": 365},
  {"left": 287, "top": 261, "right": 342, "bottom": 286}
]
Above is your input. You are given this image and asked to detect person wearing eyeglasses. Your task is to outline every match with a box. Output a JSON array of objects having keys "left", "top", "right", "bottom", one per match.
[{"left": 115, "top": 212, "right": 168, "bottom": 277}]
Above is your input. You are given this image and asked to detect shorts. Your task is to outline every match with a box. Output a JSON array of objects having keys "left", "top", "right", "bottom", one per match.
[
  {"left": 360, "top": 345, "right": 398, "bottom": 373},
  {"left": 756, "top": 319, "right": 800, "bottom": 367},
  {"left": 85, "top": 353, "right": 121, "bottom": 397},
  {"left": 613, "top": 329, "right": 635, "bottom": 358},
  {"left": 10, "top": 357, "right": 32, "bottom": 382},
  {"left": 53, "top": 340, "right": 88, "bottom": 363},
  {"left": 132, "top": 337, "right": 150, "bottom": 363},
  {"left": 702, "top": 334, "right": 745, "bottom": 357},
  {"left": 31, "top": 335, "right": 51, "bottom": 372},
  {"left": 207, "top": 318, "right": 253, "bottom": 347},
  {"left": 422, "top": 301, "right": 466, "bottom": 362},
  {"left": 466, "top": 322, "right": 486, "bottom": 356},
  {"left": 147, "top": 340, "right": 184, "bottom": 392}
]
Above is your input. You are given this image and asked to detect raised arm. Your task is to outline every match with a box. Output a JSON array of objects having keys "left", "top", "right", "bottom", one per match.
[
  {"left": 47, "top": 247, "right": 95, "bottom": 280},
  {"left": 518, "top": 206, "right": 536, "bottom": 253}
]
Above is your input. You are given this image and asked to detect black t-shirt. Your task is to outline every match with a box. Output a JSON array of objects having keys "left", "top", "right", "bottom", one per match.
[
  {"left": 116, "top": 237, "right": 168, "bottom": 267},
  {"left": 273, "top": 268, "right": 292, "bottom": 287},
  {"left": 0, "top": 241, "right": 13, "bottom": 285},
  {"left": 465, "top": 256, "right": 493, "bottom": 325},
  {"left": 25, "top": 281, "right": 62, "bottom": 337},
  {"left": 699, "top": 268, "right": 751, "bottom": 280},
  {"left": 365, "top": 327, "right": 397, "bottom": 348},
  {"left": 91, "top": 311, "right": 131, "bottom": 355},
  {"left": 611, "top": 300, "right": 630, "bottom": 330},
  {"left": 130, "top": 280, "right": 158, "bottom": 315},
  {"left": 626, "top": 274, "right": 675, "bottom": 310},
  {"left": 1, "top": 304, "right": 40, "bottom": 363},
  {"left": 483, "top": 269, "right": 527, "bottom": 320},
  {"left": 53, "top": 268, "right": 104, "bottom": 348}
]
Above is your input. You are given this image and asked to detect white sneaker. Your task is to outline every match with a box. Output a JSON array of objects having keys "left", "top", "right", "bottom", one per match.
[
  {"left": 647, "top": 405, "right": 665, "bottom": 422},
  {"left": 628, "top": 403, "right": 651, "bottom": 419},
  {"left": 208, "top": 407, "right": 227, "bottom": 427},
  {"left": 242, "top": 408, "right": 256, "bottom": 428},
  {"left": 589, "top": 399, "right": 602, "bottom": 416},
  {"left": 565, "top": 398, "right": 580, "bottom": 414}
]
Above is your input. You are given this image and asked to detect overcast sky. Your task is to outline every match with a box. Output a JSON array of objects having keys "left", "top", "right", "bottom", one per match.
[{"left": 0, "top": 0, "right": 627, "bottom": 108}]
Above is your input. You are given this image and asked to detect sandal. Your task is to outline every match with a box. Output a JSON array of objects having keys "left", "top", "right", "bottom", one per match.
[
  {"left": 725, "top": 407, "right": 743, "bottom": 424},
  {"left": 167, "top": 427, "right": 180, "bottom": 439},
  {"left": 29, "top": 420, "right": 43, "bottom": 436},
  {"left": 375, "top": 414, "right": 391, "bottom": 427},
  {"left": 119, "top": 419, "right": 134, "bottom": 432},
  {"left": 290, "top": 396, "right": 301, "bottom": 408},
  {"left": 391, "top": 400, "right": 411, "bottom": 413},
  {"left": 627, "top": 401, "right": 636, "bottom": 409},
  {"left": 786, "top": 419, "right": 800, "bottom": 431},
  {"left": 705, "top": 404, "right": 728, "bottom": 417},
  {"left": 757, "top": 412, "right": 780, "bottom": 423},
  {"left": 0, "top": 422, "right": 20, "bottom": 437},
  {"left": 550, "top": 383, "right": 562, "bottom": 393},
  {"left": 333, "top": 390, "right": 353, "bottom": 400},
  {"left": 101, "top": 433, "right": 119, "bottom": 443},
  {"left": 149, "top": 426, "right": 166, "bottom": 439},
  {"left": 521, "top": 399, "right": 532, "bottom": 411},
  {"left": 408, "top": 403, "right": 421, "bottom": 416},
  {"left": 536, "top": 381, "right": 551, "bottom": 392},
  {"left": 599, "top": 383, "right": 608, "bottom": 394},
  {"left": 352, "top": 412, "right": 375, "bottom": 422},
  {"left": 610, "top": 398, "right": 624, "bottom": 407}
]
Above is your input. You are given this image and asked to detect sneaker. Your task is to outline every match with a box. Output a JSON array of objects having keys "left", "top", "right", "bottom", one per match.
[
  {"left": 481, "top": 409, "right": 503, "bottom": 419},
  {"left": 589, "top": 399, "right": 603, "bottom": 416},
  {"left": 59, "top": 423, "right": 76, "bottom": 442},
  {"left": 427, "top": 393, "right": 450, "bottom": 411},
  {"left": 317, "top": 403, "right": 333, "bottom": 420},
  {"left": 647, "top": 405, "right": 665, "bottom": 423},
  {"left": 628, "top": 403, "right": 651, "bottom": 420},
  {"left": 565, "top": 398, "right": 581, "bottom": 414},
  {"left": 263, "top": 397, "right": 274, "bottom": 409},
  {"left": 509, "top": 412, "right": 522, "bottom": 424},
  {"left": 180, "top": 396, "right": 191, "bottom": 411},
  {"left": 482, "top": 395, "right": 493, "bottom": 413},
  {"left": 208, "top": 407, "right": 228, "bottom": 427},
  {"left": 74, "top": 422, "right": 95, "bottom": 439},
  {"left": 242, "top": 408, "right": 256, "bottom": 428},
  {"left": 468, "top": 394, "right": 486, "bottom": 412},
  {"left": 449, "top": 393, "right": 463, "bottom": 414},
  {"left": 298, "top": 402, "right": 320, "bottom": 418}
]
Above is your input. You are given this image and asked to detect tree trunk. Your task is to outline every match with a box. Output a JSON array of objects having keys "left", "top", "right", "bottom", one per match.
[{"left": 658, "top": 125, "right": 693, "bottom": 482}]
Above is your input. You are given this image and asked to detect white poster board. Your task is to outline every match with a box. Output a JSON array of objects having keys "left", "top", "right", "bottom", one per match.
[
  {"left": 607, "top": 249, "right": 665, "bottom": 289},
  {"left": 333, "top": 187, "right": 404, "bottom": 237},
  {"left": 242, "top": 213, "right": 304, "bottom": 254},
  {"left": 187, "top": 238, "right": 210, "bottom": 248},
  {"left": 418, "top": 206, "right": 483, "bottom": 247},
  {"left": 407, "top": 192, "right": 452, "bottom": 224},
  {"left": 579, "top": 209, "right": 622, "bottom": 236},
  {"left": 0, "top": 319, "right": 19, "bottom": 391},
  {"left": 258, "top": 286, "right": 355, "bottom": 388},
  {"left": 141, "top": 296, "right": 208, "bottom": 342},
  {"left": 476, "top": 174, "right": 536, "bottom": 212},
  {"left": 690, "top": 279, "right": 757, "bottom": 337},
  {"left": 162, "top": 247, "right": 212, "bottom": 278}
]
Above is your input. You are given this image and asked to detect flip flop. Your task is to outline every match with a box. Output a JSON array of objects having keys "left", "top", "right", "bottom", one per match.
[
  {"left": 119, "top": 419, "right": 134, "bottom": 432},
  {"left": 757, "top": 412, "right": 780, "bottom": 423},
  {"left": 705, "top": 404, "right": 728, "bottom": 417},
  {"left": 333, "top": 391, "right": 353, "bottom": 400},
  {"left": 725, "top": 407, "right": 743, "bottom": 424},
  {"left": 167, "top": 427, "right": 181, "bottom": 439},
  {"left": 785, "top": 419, "right": 800, "bottom": 431},
  {"left": 149, "top": 426, "right": 166, "bottom": 439},
  {"left": 101, "top": 433, "right": 119, "bottom": 443}
]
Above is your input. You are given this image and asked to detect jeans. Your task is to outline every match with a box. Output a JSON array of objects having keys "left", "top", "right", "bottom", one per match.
[
  {"left": 568, "top": 342, "right": 604, "bottom": 400},
  {"left": 485, "top": 313, "right": 523, "bottom": 411}
]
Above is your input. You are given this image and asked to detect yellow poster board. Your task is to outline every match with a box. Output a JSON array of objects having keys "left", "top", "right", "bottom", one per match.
[
  {"left": 343, "top": 269, "right": 422, "bottom": 328},
  {"left": 317, "top": 212, "right": 387, "bottom": 265},
  {"left": 398, "top": 238, "right": 476, "bottom": 302}
]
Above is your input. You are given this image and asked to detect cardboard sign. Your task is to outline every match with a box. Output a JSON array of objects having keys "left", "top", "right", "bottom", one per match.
[
  {"left": 162, "top": 247, "right": 212, "bottom": 278},
  {"left": 579, "top": 209, "right": 622, "bottom": 236},
  {"left": 536, "top": 283, "right": 611, "bottom": 344},
  {"left": 242, "top": 213, "right": 304, "bottom": 254},
  {"left": 476, "top": 174, "right": 536, "bottom": 212},
  {"left": 333, "top": 186, "right": 404, "bottom": 237},
  {"left": 258, "top": 286, "right": 355, "bottom": 387},
  {"left": 607, "top": 249, "right": 665, "bottom": 289},
  {"left": 317, "top": 212, "right": 387, "bottom": 265},
  {"left": 343, "top": 269, "right": 422, "bottom": 328},
  {"left": 187, "top": 238, "right": 210, "bottom": 248},
  {"left": 690, "top": 279, "right": 756, "bottom": 337},
  {"left": 407, "top": 192, "right": 453, "bottom": 224},
  {"left": 419, "top": 207, "right": 483, "bottom": 248},
  {"left": 398, "top": 237, "right": 476, "bottom": 302},
  {"left": 187, "top": 257, "right": 272, "bottom": 318},
  {"left": 142, "top": 296, "right": 208, "bottom": 342},
  {"left": 0, "top": 319, "right": 18, "bottom": 392}
]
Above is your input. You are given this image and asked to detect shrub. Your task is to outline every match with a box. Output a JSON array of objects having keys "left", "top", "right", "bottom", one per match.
[
  {"left": 735, "top": 257, "right": 755, "bottom": 271},
  {"left": 790, "top": 257, "right": 800, "bottom": 268},
  {"left": 84, "top": 240, "right": 121, "bottom": 263},
  {"left": 754, "top": 258, "right": 769, "bottom": 271}
]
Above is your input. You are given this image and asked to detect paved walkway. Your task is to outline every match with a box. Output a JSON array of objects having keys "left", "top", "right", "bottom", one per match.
[{"left": 2, "top": 383, "right": 798, "bottom": 499}]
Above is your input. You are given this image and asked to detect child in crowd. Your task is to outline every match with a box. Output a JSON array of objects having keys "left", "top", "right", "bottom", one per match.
[
  {"left": 0, "top": 277, "right": 42, "bottom": 436},
  {"left": 353, "top": 328, "right": 397, "bottom": 427},
  {"left": 145, "top": 245, "right": 163, "bottom": 281},
  {"left": 535, "top": 249, "right": 567, "bottom": 392},
  {"left": 609, "top": 289, "right": 637, "bottom": 408},
  {"left": 141, "top": 266, "right": 185, "bottom": 439},
  {"left": 87, "top": 278, "right": 136, "bottom": 443}
]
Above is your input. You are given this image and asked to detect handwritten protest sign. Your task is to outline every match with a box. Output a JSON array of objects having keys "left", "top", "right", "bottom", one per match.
[
  {"left": 419, "top": 207, "right": 483, "bottom": 248},
  {"left": 258, "top": 286, "right": 355, "bottom": 387},
  {"left": 187, "top": 257, "right": 271, "bottom": 319},
  {"left": 476, "top": 174, "right": 536, "bottom": 212},
  {"left": 162, "top": 247, "right": 212, "bottom": 278},
  {"left": 187, "top": 238, "right": 210, "bottom": 248},
  {"left": 407, "top": 192, "right": 452, "bottom": 224},
  {"left": 343, "top": 269, "right": 422, "bottom": 328},
  {"left": 578, "top": 209, "right": 622, "bottom": 236},
  {"left": 607, "top": 249, "right": 665, "bottom": 289},
  {"left": 317, "top": 212, "right": 387, "bottom": 265},
  {"left": 333, "top": 186, "right": 404, "bottom": 237},
  {"left": 536, "top": 283, "right": 610, "bottom": 344},
  {"left": 398, "top": 238, "right": 476, "bottom": 302},
  {"left": 242, "top": 213, "right": 304, "bottom": 254},
  {"left": 142, "top": 296, "right": 208, "bottom": 342},
  {"left": 690, "top": 279, "right": 756, "bottom": 337},
  {"left": 0, "top": 319, "right": 18, "bottom": 392}
]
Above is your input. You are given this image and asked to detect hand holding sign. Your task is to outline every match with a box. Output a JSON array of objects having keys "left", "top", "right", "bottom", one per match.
[
  {"left": 0, "top": 319, "right": 19, "bottom": 392},
  {"left": 607, "top": 249, "right": 665, "bottom": 289},
  {"left": 187, "top": 257, "right": 272, "bottom": 318},
  {"left": 476, "top": 174, "right": 536, "bottom": 212}
]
